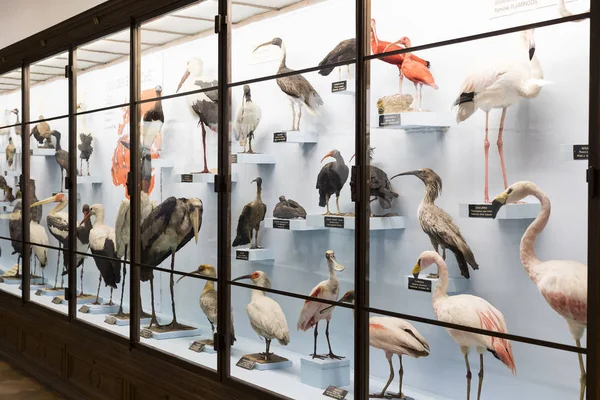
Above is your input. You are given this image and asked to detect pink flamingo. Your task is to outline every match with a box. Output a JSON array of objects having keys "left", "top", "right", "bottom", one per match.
[
  {"left": 412, "top": 251, "right": 516, "bottom": 400},
  {"left": 491, "top": 181, "right": 587, "bottom": 400}
]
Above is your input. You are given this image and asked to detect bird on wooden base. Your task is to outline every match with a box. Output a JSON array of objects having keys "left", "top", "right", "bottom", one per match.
[
  {"left": 232, "top": 178, "right": 267, "bottom": 249},
  {"left": 317, "top": 149, "right": 349, "bottom": 215},
  {"left": 318, "top": 38, "right": 356, "bottom": 81},
  {"left": 233, "top": 271, "right": 290, "bottom": 361},
  {"left": 492, "top": 182, "right": 587, "bottom": 400},
  {"left": 234, "top": 85, "right": 262, "bottom": 154},
  {"left": 350, "top": 147, "right": 399, "bottom": 214}
]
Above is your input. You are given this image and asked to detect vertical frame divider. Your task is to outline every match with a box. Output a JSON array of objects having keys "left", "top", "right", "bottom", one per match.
[
  {"left": 354, "top": 1, "right": 370, "bottom": 399},
  {"left": 129, "top": 18, "right": 142, "bottom": 346},
  {"left": 67, "top": 45, "right": 78, "bottom": 320},
  {"left": 217, "top": 0, "right": 232, "bottom": 381},
  {"left": 21, "top": 62, "right": 30, "bottom": 302}
]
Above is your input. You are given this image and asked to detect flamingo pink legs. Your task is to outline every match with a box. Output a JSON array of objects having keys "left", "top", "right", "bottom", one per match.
[
  {"left": 497, "top": 107, "right": 508, "bottom": 191},
  {"left": 484, "top": 108, "right": 509, "bottom": 203},
  {"left": 484, "top": 112, "right": 490, "bottom": 203}
]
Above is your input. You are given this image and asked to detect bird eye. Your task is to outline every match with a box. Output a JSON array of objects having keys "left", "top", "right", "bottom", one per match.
[{"left": 507, "top": 188, "right": 513, "bottom": 194}]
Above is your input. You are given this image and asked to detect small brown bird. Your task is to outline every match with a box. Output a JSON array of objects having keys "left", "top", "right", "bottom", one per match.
[{"left": 5, "top": 137, "right": 15, "bottom": 169}]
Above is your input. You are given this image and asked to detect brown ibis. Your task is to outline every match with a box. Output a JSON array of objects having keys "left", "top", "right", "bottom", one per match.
[
  {"left": 316, "top": 149, "right": 349, "bottom": 215},
  {"left": 141, "top": 85, "right": 164, "bottom": 151},
  {"left": 350, "top": 148, "right": 399, "bottom": 214},
  {"left": 0, "top": 176, "right": 14, "bottom": 202},
  {"left": 273, "top": 195, "right": 306, "bottom": 219},
  {"left": 234, "top": 85, "right": 262, "bottom": 154},
  {"left": 51, "top": 130, "right": 68, "bottom": 192},
  {"left": 232, "top": 177, "right": 267, "bottom": 249},
  {"left": 318, "top": 38, "right": 356, "bottom": 81}
]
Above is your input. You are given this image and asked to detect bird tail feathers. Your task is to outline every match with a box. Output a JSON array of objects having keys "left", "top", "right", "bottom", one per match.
[
  {"left": 232, "top": 233, "right": 250, "bottom": 247},
  {"left": 278, "top": 332, "right": 291, "bottom": 346},
  {"left": 318, "top": 189, "right": 326, "bottom": 207},
  {"left": 453, "top": 92, "right": 476, "bottom": 123},
  {"left": 489, "top": 340, "right": 516, "bottom": 374},
  {"left": 448, "top": 245, "right": 471, "bottom": 279}
]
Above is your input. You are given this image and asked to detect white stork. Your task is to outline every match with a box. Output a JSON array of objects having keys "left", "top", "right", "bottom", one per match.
[
  {"left": 234, "top": 85, "right": 261, "bottom": 153},
  {"left": 233, "top": 271, "right": 290, "bottom": 361},
  {"left": 297, "top": 250, "right": 345, "bottom": 359}
]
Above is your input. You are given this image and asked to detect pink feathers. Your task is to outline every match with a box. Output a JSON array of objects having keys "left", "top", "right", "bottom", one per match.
[{"left": 478, "top": 307, "right": 516, "bottom": 374}]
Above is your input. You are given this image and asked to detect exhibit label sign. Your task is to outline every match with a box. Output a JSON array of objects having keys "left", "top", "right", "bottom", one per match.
[
  {"left": 273, "top": 132, "right": 287, "bottom": 142},
  {"left": 236, "top": 250, "right": 250, "bottom": 260},
  {"left": 140, "top": 329, "right": 153, "bottom": 339},
  {"left": 180, "top": 174, "right": 193, "bottom": 183},
  {"left": 378, "top": 113, "right": 401, "bottom": 127},
  {"left": 79, "top": 305, "right": 91, "bottom": 313},
  {"left": 189, "top": 341, "right": 206, "bottom": 353},
  {"left": 324, "top": 216, "right": 344, "bottom": 228},
  {"left": 272, "top": 219, "right": 290, "bottom": 230},
  {"left": 573, "top": 144, "right": 588, "bottom": 160},
  {"left": 104, "top": 316, "right": 117, "bottom": 325},
  {"left": 236, "top": 357, "right": 256, "bottom": 370},
  {"left": 331, "top": 81, "right": 347, "bottom": 93},
  {"left": 323, "top": 385, "right": 348, "bottom": 400},
  {"left": 468, "top": 204, "right": 494, "bottom": 218},
  {"left": 491, "top": 0, "right": 579, "bottom": 18},
  {"left": 408, "top": 277, "right": 432, "bottom": 293}
]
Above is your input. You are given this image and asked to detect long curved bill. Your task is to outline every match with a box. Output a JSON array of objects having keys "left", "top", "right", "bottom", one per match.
[
  {"left": 321, "top": 150, "right": 334, "bottom": 163},
  {"left": 79, "top": 212, "right": 91, "bottom": 226},
  {"left": 191, "top": 209, "right": 200, "bottom": 244},
  {"left": 253, "top": 41, "right": 272, "bottom": 53},
  {"left": 232, "top": 274, "right": 252, "bottom": 282},
  {"left": 176, "top": 269, "right": 200, "bottom": 284}
]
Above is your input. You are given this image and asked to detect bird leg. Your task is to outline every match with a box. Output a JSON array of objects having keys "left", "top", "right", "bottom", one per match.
[
  {"left": 325, "top": 319, "right": 344, "bottom": 360},
  {"left": 247, "top": 132, "right": 255, "bottom": 154},
  {"left": 335, "top": 195, "right": 342, "bottom": 216},
  {"left": 398, "top": 70, "right": 404, "bottom": 96},
  {"left": 260, "top": 338, "right": 273, "bottom": 361},
  {"left": 79, "top": 159, "right": 83, "bottom": 176},
  {"left": 147, "top": 278, "right": 160, "bottom": 328},
  {"left": 94, "top": 275, "right": 102, "bottom": 305},
  {"left": 484, "top": 111, "right": 491, "bottom": 204},
  {"left": 290, "top": 102, "right": 296, "bottom": 131},
  {"left": 297, "top": 104, "right": 303, "bottom": 131},
  {"left": 497, "top": 107, "right": 508, "bottom": 190},
  {"left": 577, "top": 339, "right": 586, "bottom": 400},
  {"left": 60, "top": 169, "right": 64, "bottom": 192},
  {"left": 347, "top": 64, "right": 352, "bottom": 79},
  {"left": 386, "top": 355, "right": 405, "bottom": 398},
  {"left": 419, "top": 84, "right": 424, "bottom": 111},
  {"left": 413, "top": 82, "right": 419, "bottom": 111},
  {"left": 79, "top": 261, "right": 85, "bottom": 296},
  {"left": 370, "top": 354, "right": 394, "bottom": 398},
  {"left": 310, "top": 322, "right": 326, "bottom": 360},
  {"left": 108, "top": 288, "right": 114, "bottom": 306},
  {"left": 165, "top": 251, "right": 181, "bottom": 330},
  {"left": 338, "top": 67, "right": 341, "bottom": 82},
  {"left": 323, "top": 194, "right": 332, "bottom": 216},
  {"left": 199, "top": 123, "right": 210, "bottom": 174},
  {"left": 53, "top": 244, "right": 61, "bottom": 289},
  {"left": 87, "top": 159, "right": 90, "bottom": 176},
  {"left": 477, "top": 353, "right": 484, "bottom": 400},
  {"left": 117, "top": 263, "right": 127, "bottom": 316},
  {"left": 463, "top": 348, "right": 472, "bottom": 400}
]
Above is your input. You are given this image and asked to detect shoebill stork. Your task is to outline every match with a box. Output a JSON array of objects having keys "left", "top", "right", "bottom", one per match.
[
  {"left": 140, "top": 196, "right": 203, "bottom": 329},
  {"left": 30, "top": 117, "right": 53, "bottom": 148},
  {"left": 176, "top": 58, "right": 218, "bottom": 174},
  {"left": 412, "top": 251, "right": 516, "bottom": 400},
  {"left": 141, "top": 85, "right": 164, "bottom": 151},
  {"left": 81, "top": 204, "right": 122, "bottom": 305},
  {"left": 317, "top": 149, "right": 349, "bottom": 215},
  {"left": 350, "top": 147, "right": 399, "bottom": 214},
  {"left": 233, "top": 271, "right": 290, "bottom": 361},
  {"left": 177, "top": 264, "right": 236, "bottom": 345},
  {"left": 232, "top": 177, "right": 266, "bottom": 249},
  {"left": 51, "top": 131, "right": 68, "bottom": 192},
  {"left": 336, "top": 290, "right": 430, "bottom": 399},
  {"left": 297, "top": 250, "right": 345, "bottom": 360},
  {"left": 273, "top": 195, "right": 306, "bottom": 219},
  {"left": 6, "top": 137, "right": 15, "bottom": 170},
  {"left": 318, "top": 38, "right": 356, "bottom": 81},
  {"left": 234, "top": 85, "right": 262, "bottom": 154},
  {"left": 253, "top": 37, "right": 323, "bottom": 131}
]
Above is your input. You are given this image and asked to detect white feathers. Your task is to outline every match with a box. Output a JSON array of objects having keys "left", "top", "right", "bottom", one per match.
[
  {"left": 369, "top": 316, "right": 430, "bottom": 358},
  {"left": 234, "top": 96, "right": 261, "bottom": 146},
  {"left": 30, "top": 221, "right": 49, "bottom": 267},
  {"left": 247, "top": 295, "right": 290, "bottom": 345}
]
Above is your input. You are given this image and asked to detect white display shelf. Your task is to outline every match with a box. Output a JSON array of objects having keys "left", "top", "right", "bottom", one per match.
[
  {"left": 330, "top": 79, "right": 355, "bottom": 95},
  {"left": 3, "top": 170, "right": 20, "bottom": 177},
  {"left": 0, "top": 202, "right": 14, "bottom": 212},
  {"left": 152, "top": 157, "right": 174, "bottom": 169},
  {"left": 264, "top": 218, "right": 324, "bottom": 231},
  {"left": 458, "top": 201, "right": 540, "bottom": 220},
  {"left": 404, "top": 274, "right": 467, "bottom": 295},
  {"left": 306, "top": 214, "right": 405, "bottom": 230},
  {"left": 35, "top": 287, "right": 65, "bottom": 296},
  {"left": 105, "top": 314, "right": 152, "bottom": 327},
  {"left": 234, "top": 248, "right": 274, "bottom": 262},
  {"left": 176, "top": 172, "right": 238, "bottom": 184},
  {"left": 1, "top": 275, "right": 45, "bottom": 285},
  {"left": 272, "top": 130, "right": 318, "bottom": 144},
  {"left": 560, "top": 144, "right": 588, "bottom": 161},
  {"left": 141, "top": 326, "right": 203, "bottom": 340},
  {"left": 374, "top": 112, "right": 451, "bottom": 134},
  {"left": 76, "top": 175, "right": 102, "bottom": 184},
  {"left": 233, "top": 153, "right": 276, "bottom": 164},
  {"left": 30, "top": 148, "right": 55, "bottom": 156},
  {"left": 78, "top": 301, "right": 119, "bottom": 314}
]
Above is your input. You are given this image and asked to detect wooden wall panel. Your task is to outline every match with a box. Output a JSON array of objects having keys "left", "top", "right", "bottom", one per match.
[
  {"left": 67, "top": 354, "right": 124, "bottom": 400},
  {"left": 21, "top": 331, "right": 64, "bottom": 377},
  {"left": 0, "top": 315, "right": 19, "bottom": 352}
]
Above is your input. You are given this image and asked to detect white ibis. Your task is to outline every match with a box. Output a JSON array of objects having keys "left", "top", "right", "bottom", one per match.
[
  {"left": 6, "top": 137, "right": 15, "bottom": 170},
  {"left": 317, "top": 149, "right": 350, "bottom": 215},
  {"left": 413, "top": 251, "right": 516, "bottom": 400},
  {"left": 176, "top": 58, "right": 218, "bottom": 174},
  {"left": 177, "top": 264, "right": 236, "bottom": 345},
  {"left": 318, "top": 38, "right": 356, "bottom": 81},
  {"left": 9, "top": 178, "right": 42, "bottom": 275},
  {"left": 141, "top": 85, "right": 164, "bottom": 151},
  {"left": 51, "top": 131, "right": 68, "bottom": 192},
  {"left": 234, "top": 85, "right": 262, "bottom": 154},
  {"left": 81, "top": 204, "right": 122, "bottom": 305},
  {"left": 297, "top": 250, "right": 345, "bottom": 360},
  {"left": 253, "top": 37, "right": 323, "bottom": 131},
  {"left": 453, "top": 29, "right": 545, "bottom": 203},
  {"left": 232, "top": 178, "right": 266, "bottom": 249},
  {"left": 233, "top": 271, "right": 290, "bottom": 361},
  {"left": 394, "top": 168, "right": 478, "bottom": 279},
  {"left": 140, "top": 196, "right": 203, "bottom": 330},
  {"left": 492, "top": 182, "right": 587, "bottom": 399},
  {"left": 30, "top": 117, "right": 52, "bottom": 148}
]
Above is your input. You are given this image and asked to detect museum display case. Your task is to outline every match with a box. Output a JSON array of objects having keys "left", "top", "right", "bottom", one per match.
[{"left": 0, "top": 0, "right": 595, "bottom": 399}]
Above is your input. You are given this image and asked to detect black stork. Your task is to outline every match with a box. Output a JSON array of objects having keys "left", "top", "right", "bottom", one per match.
[
  {"left": 318, "top": 38, "right": 356, "bottom": 81},
  {"left": 316, "top": 149, "right": 350, "bottom": 215},
  {"left": 232, "top": 178, "right": 267, "bottom": 249},
  {"left": 141, "top": 85, "right": 164, "bottom": 151},
  {"left": 51, "top": 130, "right": 68, "bottom": 192}
]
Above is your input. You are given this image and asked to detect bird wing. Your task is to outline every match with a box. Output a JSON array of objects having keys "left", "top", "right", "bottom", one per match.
[
  {"left": 276, "top": 74, "right": 323, "bottom": 111},
  {"left": 420, "top": 204, "right": 468, "bottom": 250},
  {"left": 47, "top": 213, "right": 69, "bottom": 245},
  {"left": 195, "top": 80, "right": 219, "bottom": 102},
  {"left": 232, "top": 203, "right": 253, "bottom": 247},
  {"left": 369, "top": 316, "right": 430, "bottom": 357},
  {"left": 115, "top": 199, "right": 130, "bottom": 259},
  {"left": 248, "top": 297, "right": 290, "bottom": 344},
  {"left": 200, "top": 290, "right": 218, "bottom": 325},
  {"left": 260, "top": 202, "right": 267, "bottom": 222},
  {"left": 538, "top": 260, "right": 587, "bottom": 325},
  {"left": 140, "top": 196, "right": 177, "bottom": 264}
]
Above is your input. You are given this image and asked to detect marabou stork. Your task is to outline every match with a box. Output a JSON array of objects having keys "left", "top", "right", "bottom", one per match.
[
  {"left": 51, "top": 130, "right": 68, "bottom": 192},
  {"left": 12, "top": 109, "right": 21, "bottom": 136},
  {"left": 317, "top": 149, "right": 349, "bottom": 215},
  {"left": 394, "top": 168, "right": 478, "bottom": 279},
  {"left": 297, "top": 250, "right": 345, "bottom": 360},
  {"left": 78, "top": 133, "right": 93, "bottom": 176},
  {"left": 30, "top": 117, "right": 53, "bottom": 148},
  {"left": 318, "top": 38, "right": 356, "bottom": 81},
  {"left": 6, "top": 137, "right": 15, "bottom": 170},
  {"left": 233, "top": 271, "right": 290, "bottom": 361},
  {"left": 176, "top": 58, "right": 218, "bottom": 174},
  {"left": 234, "top": 85, "right": 262, "bottom": 154},
  {"left": 177, "top": 264, "right": 236, "bottom": 345},
  {"left": 273, "top": 195, "right": 306, "bottom": 219},
  {"left": 253, "top": 38, "right": 323, "bottom": 131},
  {"left": 350, "top": 148, "right": 399, "bottom": 214},
  {"left": 81, "top": 204, "right": 122, "bottom": 305},
  {"left": 232, "top": 177, "right": 266, "bottom": 249},
  {"left": 140, "top": 196, "right": 203, "bottom": 330},
  {"left": 141, "top": 85, "right": 164, "bottom": 151}
]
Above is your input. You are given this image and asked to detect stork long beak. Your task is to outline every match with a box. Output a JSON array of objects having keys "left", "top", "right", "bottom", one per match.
[
  {"left": 176, "top": 269, "right": 201, "bottom": 284},
  {"left": 397, "top": 170, "right": 420, "bottom": 177},
  {"left": 30, "top": 194, "right": 60, "bottom": 208},
  {"left": 79, "top": 212, "right": 91, "bottom": 226},
  {"left": 253, "top": 41, "right": 273, "bottom": 53},
  {"left": 176, "top": 69, "right": 190, "bottom": 93},
  {"left": 412, "top": 263, "right": 421, "bottom": 279},
  {"left": 191, "top": 210, "right": 200, "bottom": 244},
  {"left": 232, "top": 274, "right": 252, "bottom": 282},
  {"left": 491, "top": 192, "right": 508, "bottom": 219},
  {"left": 330, "top": 254, "right": 345, "bottom": 272},
  {"left": 321, "top": 150, "right": 335, "bottom": 163}
]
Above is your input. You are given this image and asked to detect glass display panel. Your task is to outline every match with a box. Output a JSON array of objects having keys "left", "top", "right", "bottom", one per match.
[
  {"left": 0, "top": 68, "right": 22, "bottom": 129},
  {"left": 29, "top": 52, "right": 68, "bottom": 121},
  {"left": 29, "top": 244, "right": 68, "bottom": 316},
  {"left": 0, "top": 237, "right": 22, "bottom": 298},
  {"left": 230, "top": 285, "right": 355, "bottom": 399},
  {"left": 76, "top": 29, "right": 130, "bottom": 112}
]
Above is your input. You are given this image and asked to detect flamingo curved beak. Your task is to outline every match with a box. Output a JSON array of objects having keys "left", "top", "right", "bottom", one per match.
[
  {"left": 321, "top": 150, "right": 334, "bottom": 163},
  {"left": 491, "top": 192, "right": 508, "bottom": 219},
  {"left": 412, "top": 263, "right": 421, "bottom": 279},
  {"left": 176, "top": 69, "right": 190, "bottom": 93}
]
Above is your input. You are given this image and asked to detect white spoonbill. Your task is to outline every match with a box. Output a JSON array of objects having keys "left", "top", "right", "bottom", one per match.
[
  {"left": 491, "top": 181, "right": 587, "bottom": 400},
  {"left": 297, "top": 250, "right": 345, "bottom": 360},
  {"left": 412, "top": 251, "right": 516, "bottom": 400},
  {"left": 453, "top": 29, "right": 545, "bottom": 203},
  {"left": 233, "top": 271, "right": 290, "bottom": 361}
]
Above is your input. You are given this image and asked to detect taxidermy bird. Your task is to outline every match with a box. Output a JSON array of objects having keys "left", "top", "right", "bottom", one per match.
[
  {"left": 12, "top": 109, "right": 21, "bottom": 136},
  {"left": 273, "top": 195, "right": 306, "bottom": 219},
  {"left": 177, "top": 264, "right": 236, "bottom": 345},
  {"left": 394, "top": 168, "right": 478, "bottom": 279},
  {"left": 234, "top": 85, "right": 261, "bottom": 153},
  {"left": 413, "top": 251, "right": 515, "bottom": 400},
  {"left": 0, "top": 176, "right": 14, "bottom": 202},
  {"left": 253, "top": 37, "right": 323, "bottom": 131},
  {"left": 492, "top": 182, "right": 587, "bottom": 400},
  {"left": 233, "top": 177, "right": 267, "bottom": 249},
  {"left": 5, "top": 137, "right": 15, "bottom": 170},
  {"left": 317, "top": 149, "right": 349, "bottom": 215},
  {"left": 233, "top": 271, "right": 290, "bottom": 361},
  {"left": 350, "top": 147, "right": 399, "bottom": 213},
  {"left": 0, "top": 109, "right": 10, "bottom": 146},
  {"left": 453, "top": 29, "right": 545, "bottom": 203},
  {"left": 397, "top": 37, "right": 438, "bottom": 111},
  {"left": 141, "top": 85, "right": 164, "bottom": 151},
  {"left": 558, "top": 0, "right": 589, "bottom": 18},
  {"left": 30, "top": 117, "right": 53, "bottom": 148},
  {"left": 52, "top": 131, "right": 68, "bottom": 192},
  {"left": 318, "top": 38, "right": 356, "bottom": 81},
  {"left": 78, "top": 133, "right": 93, "bottom": 176}
]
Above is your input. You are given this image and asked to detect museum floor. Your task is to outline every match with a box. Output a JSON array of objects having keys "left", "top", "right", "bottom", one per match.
[{"left": 0, "top": 358, "right": 63, "bottom": 399}]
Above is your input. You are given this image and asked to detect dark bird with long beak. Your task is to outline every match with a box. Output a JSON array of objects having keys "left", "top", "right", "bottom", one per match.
[
  {"left": 316, "top": 149, "right": 349, "bottom": 215},
  {"left": 233, "top": 177, "right": 267, "bottom": 248}
]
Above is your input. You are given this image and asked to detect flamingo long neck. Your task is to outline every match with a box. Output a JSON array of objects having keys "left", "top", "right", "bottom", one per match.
[
  {"left": 433, "top": 256, "right": 449, "bottom": 303},
  {"left": 520, "top": 188, "right": 550, "bottom": 282},
  {"left": 518, "top": 55, "right": 544, "bottom": 98},
  {"left": 51, "top": 200, "right": 68, "bottom": 215}
]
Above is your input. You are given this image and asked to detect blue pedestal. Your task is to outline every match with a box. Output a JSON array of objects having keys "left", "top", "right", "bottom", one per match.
[{"left": 300, "top": 357, "right": 350, "bottom": 389}]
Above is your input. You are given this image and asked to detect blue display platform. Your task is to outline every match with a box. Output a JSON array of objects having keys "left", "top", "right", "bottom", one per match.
[{"left": 300, "top": 357, "right": 350, "bottom": 389}]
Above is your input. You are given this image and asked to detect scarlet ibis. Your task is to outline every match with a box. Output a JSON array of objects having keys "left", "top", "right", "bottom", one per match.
[
  {"left": 318, "top": 38, "right": 356, "bottom": 81},
  {"left": 316, "top": 149, "right": 349, "bottom": 215},
  {"left": 232, "top": 178, "right": 266, "bottom": 249},
  {"left": 298, "top": 250, "right": 345, "bottom": 360},
  {"left": 492, "top": 182, "right": 587, "bottom": 399},
  {"left": 412, "top": 251, "right": 516, "bottom": 400},
  {"left": 396, "top": 37, "right": 438, "bottom": 111},
  {"left": 234, "top": 85, "right": 262, "bottom": 154},
  {"left": 253, "top": 37, "right": 323, "bottom": 131},
  {"left": 233, "top": 271, "right": 290, "bottom": 361}
]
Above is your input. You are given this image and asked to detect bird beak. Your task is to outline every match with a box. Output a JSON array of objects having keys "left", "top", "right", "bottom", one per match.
[
  {"left": 176, "top": 269, "right": 201, "bottom": 284},
  {"left": 79, "top": 212, "right": 91, "bottom": 226},
  {"left": 412, "top": 263, "right": 421, "bottom": 279},
  {"left": 191, "top": 209, "right": 200, "bottom": 244},
  {"left": 349, "top": 154, "right": 355, "bottom": 162},
  {"left": 331, "top": 255, "right": 344, "bottom": 272},
  {"left": 176, "top": 69, "right": 190, "bottom": 93},
  {"left": 251, "top": 178, "right": 257, "bottom": 184},
  {"left": 232, "top": 274, "right": 253, "bottom": 282},
  {"left": 321, "top": 150, "right": 335, "bottom": 163},
  {"left": 30, "top": 194, "right": 60, "bottom": 208},
  {"left": 529, "top": 47, "right": 535, "bottom": 61},
  {"left": 397, "top": 170, "right": 420, "bottom": 177},
  {"left": 491, "top": 192, "right": 508, "bottom": 219},
  {"left": 253, "top": 41, "right": 272, "bottom": 53}
]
